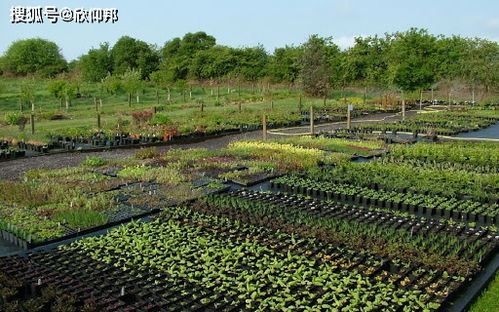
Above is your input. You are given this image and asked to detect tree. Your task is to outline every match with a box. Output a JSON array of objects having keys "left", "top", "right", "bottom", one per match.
[
  {"left": 78, "top": 43, "right": 113, "bottom": 82},
  {"left": 111, "top": 36, "right": 159, "bottom": 79},
  {"left": 1, "top": 38, "right": 67, "bottom": 77},
  {"left": 461, "top": 38, "right": 499, "bottom": 98},
  {"left": 268, "top": 45, "right": 303, "bottom": 84},
  {"left": 47, "top": 80, "right": 67, "bottom": 108},
  {"left": 62, "top": 82, "right": 77, "bottom": 110},
  {"left": 101, "top": 73, "right": 122, "bottom": 95},
  {"left": 299, "top": 35, "right": 334, "bottom": 97},
  {"left": 387, "top": 28, "right": 437, "bottom": 93},
  {"left": 161, "top": 32, "right": 217, "bottom": 81},
  {"left": 19, "top": 80, "right": 35, "bottom": 112},
  {"left": 121, "top": 68, "right": 142, "bottom": 106}
]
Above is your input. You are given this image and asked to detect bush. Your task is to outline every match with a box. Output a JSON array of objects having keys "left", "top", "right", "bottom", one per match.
[
  {"left": 5, "top": 112, "right": 24, "bottom": 125},
  {"left": 135, "top": 147, "right": 160, "bottom": 159},
  {"left": 82, "top": 156, "right": 108, "bottom": 167},
  {"left": 131, "top": 110, "right": 153, "bottom": 124},
  {"left": 149, "top": 113, "right": 170, "bottom": 125}
]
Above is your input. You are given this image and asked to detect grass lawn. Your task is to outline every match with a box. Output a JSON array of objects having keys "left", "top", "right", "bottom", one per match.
[{"left": 468, "top": 272, "right": 499, "bottom": 312}]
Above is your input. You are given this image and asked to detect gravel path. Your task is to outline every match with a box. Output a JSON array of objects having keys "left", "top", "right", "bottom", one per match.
[{"left": 0, "top": 110, "right": 417, "bottom": 180}]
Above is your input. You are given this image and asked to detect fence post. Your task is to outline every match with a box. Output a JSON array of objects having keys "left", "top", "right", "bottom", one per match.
[
  {"left": 310, "top": 106, "right": 315, "bottom": 135},
  {"left": 262, "top": 114, "right": 267, "bottom": 141}
]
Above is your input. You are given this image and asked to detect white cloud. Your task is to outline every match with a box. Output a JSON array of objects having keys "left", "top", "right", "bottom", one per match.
[{"left": 333, "top": 35, "right": 360, "bottom": 50}]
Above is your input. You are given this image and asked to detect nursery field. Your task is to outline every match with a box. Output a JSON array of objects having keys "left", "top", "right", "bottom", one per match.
[
  {"left": 0, "top": 77, "right": 407, "bottom": 146},
  {"left": 0, "top": 107, "right": 498, "bottom": 311}
]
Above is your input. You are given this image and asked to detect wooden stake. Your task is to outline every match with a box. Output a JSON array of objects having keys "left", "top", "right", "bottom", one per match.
[
  {"left": 30, "top": 113, "right": 35, "bottom": 134},
  {"left": 347, "top": 108, "right": 352, "bottom": 130},
  {"left": 262, "top": 114, "right": 267, "bottom": 141},
  {"left": 401, "top": 91, "right": 406, "bottom": 121},
  {"left": 310, "top": 106, "right": 315, "bottom": 135},
  {"left": 97, "top": 113, "right": 101, "bottom": 129}
]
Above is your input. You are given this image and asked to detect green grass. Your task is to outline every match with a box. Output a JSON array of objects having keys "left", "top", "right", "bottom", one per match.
[
  {"left": 468, "top": 272, "right": 499, "bottom": 312},
  {"left": 0, "top": 77, "right": 384, "bottom": 142}
]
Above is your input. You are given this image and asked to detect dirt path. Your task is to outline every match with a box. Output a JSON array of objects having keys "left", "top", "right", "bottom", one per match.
[{"left": 0, "top": 110, "right": 417, "bottom": 180}]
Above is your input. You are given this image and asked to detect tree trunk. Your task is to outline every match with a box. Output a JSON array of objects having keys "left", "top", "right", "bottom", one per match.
[
  {"left": 59, "top": 98, "right": 63, "bottom": 108},
  {"left": 363, "top": 86, "right": 367, "bottom": 105},
  {"left": 238, "top": 102, "right": 242, "bottom": 113},
  {"left": 167, "top": 87, "right": 171, "bottom": 102},
  {"left": 66, "top": 98, "right": 69, "bottom": 110},
  {"left": 216, "top": 86, "right": 220, "bottom": 101},
  {"left": 136, "top": 94, "right": 140, "bottom": 104}
]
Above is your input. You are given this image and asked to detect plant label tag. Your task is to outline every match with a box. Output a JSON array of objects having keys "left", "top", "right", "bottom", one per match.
[{"left": 348, "top": 104, "right": 353, "bottom": 111}]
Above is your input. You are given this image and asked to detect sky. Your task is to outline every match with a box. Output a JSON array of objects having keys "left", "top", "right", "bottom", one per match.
[{"left": 1, "top": 0, "right": 498, "bottom": 61}]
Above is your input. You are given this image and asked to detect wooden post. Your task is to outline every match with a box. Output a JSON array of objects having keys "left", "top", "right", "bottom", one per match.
[
  {"left": 156, "top": 90, "right": 160, "bottom": 104},
  {"left": 94, "top": 97, "right": 98, "bottom": 111},
  {"left": 448, "top": 91, "right": 451, "bottom": 110},
  {"left": 347, "top": 104, "right": 352, "bottom": 130},
  {"left": 310, "top": 106, "right": 315, "bottom": 135},
  {"left": 298, "top": 95, "right": 302, "bottom": 112},
  {"left": 99, "top": 98, "right": 103, "bottom": 110},
  {"left": 401, "top": 91, "right": 406, "bottom": 121},
  {"left": 216, "top": 86, "right": 220, "bottom": 101},
  {"left": 97, "top": 113, "right": 101, "bottom": 129},
  {"left": 30, "top": 100, "right": 35, "bottom": 134},
  {"left": 419, "top": 90, "right": 423, "bottom": 112},
  {"left": 323, "top": 95, "right": 327, "bottom": 106},
  {"left": 262, "top": 114, "right": 267, "bottom": 141},
  {"left": 431, "top": 88, "right": 434, "bottom": 105},
  {"left": 201, "top": 102, "right": 204, "bottom": 112},
  {"left": 270, "top": 100, "right": 274, "bottom": 110},
  {"left": 238, "top": 102, "right": 242, "bottom": 113}
]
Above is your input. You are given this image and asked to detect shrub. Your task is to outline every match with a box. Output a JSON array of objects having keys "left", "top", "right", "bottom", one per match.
[
  {"left": 149, "top": 113, "right": 170, "bottom": 125},
  {"left": 82, "top": 156, "right": 108, "bottom": 167},
  {"left": 135, "top": 147, "right": 160, "bottom": 159},
  {"left": 131, "top": 110, "right": 153, "bottom": 124},
  {"left": 5, "top": 112, "right": 24, "bottom": 125}
]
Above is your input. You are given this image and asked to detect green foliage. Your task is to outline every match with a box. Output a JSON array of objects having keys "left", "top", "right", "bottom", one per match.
[
  {"left": 82, "top": 156, "right": 108, "bottom": 167},
  {"left": 78, "top": 43, "right": 113, "bottom": 82},
  {"left": 299, "top": 35, "right": 336, "bottom": 96},
  {"left": 1, "top": 38, "right": 67, "bottom": 77},
  {"left": 149, "top": 113, "right": 170, "bottom": 125},
  {"left": 4, "top": 112, "right": 25, "bottom": 125},
  {"left": 100, "top": 73, "right": 121, "bottom": 95},
  {"left": 47, "top": 80, "right": 67, "bottom": 99},
  {"left": 387, "top": 28, "right": 437, "bottom": 92},
  {"left": 134, "top": 147, "right": 160, "bottom": 159},
  {"left": 111, "top": 36, "right": 159, "bottom": 79},
  {"left": 52, "top": 209, "right": 108, "bottom": 229}
]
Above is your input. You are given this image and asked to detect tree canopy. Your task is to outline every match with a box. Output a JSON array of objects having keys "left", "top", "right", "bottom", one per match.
[{"left": 0, "top": 38, "right": 67, "bottom": 77}]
